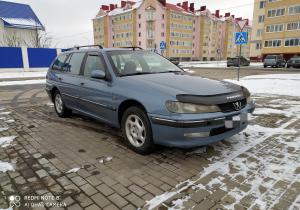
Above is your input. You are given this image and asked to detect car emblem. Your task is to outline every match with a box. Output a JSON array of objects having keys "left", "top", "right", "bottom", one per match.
[{"left": 233, "top": 101, "right": 242, "bottom": 111}]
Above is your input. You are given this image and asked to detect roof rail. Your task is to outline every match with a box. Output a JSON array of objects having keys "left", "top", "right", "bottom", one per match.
[
  {"left": 66, "top": 45, "right": 103, "bottom": 51},
  {"left": 121, "top": 46, "right": 143, "bottom": 51}
]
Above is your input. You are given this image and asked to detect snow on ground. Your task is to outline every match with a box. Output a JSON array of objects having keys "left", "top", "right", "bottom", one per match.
[
  {"left": 66, "top": 167, "right": 81, "bottom": 173},
  {"left": 226, "top": 74, "right": 300, "bottom": 97},
  {"left": 0, "top": 110, "right": 17, "bottom": 174},
  {"left": 146, "top": 73, "right": 300, "bottom": 210},
  {"left": 0, "top": 136, "right": 17, "bottom": 148},
  {"left": 180, "top": 61, "right": 263, "bottom": 68},
  {"left": 0, "top": 79, "right": 46, "bottom": 86},
  {"left": 0, "top": 161, "right": 15, "bottom": 173},
  {"left": 0, "top": 71, "right": 46, "bottom": 79},
  {"left": 98, "top": 156, "right": 113, "bottom": 164},
  {"left": 0, "top": 127, "right": 9, "bottom": 132},
  {"left": 0, "top": 112, "right": 11, "bottom": 115}
]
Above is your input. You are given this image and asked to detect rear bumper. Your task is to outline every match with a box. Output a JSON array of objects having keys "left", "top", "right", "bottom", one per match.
[{"left": 149, "top": 103, "right": 254, "bottom": 148}]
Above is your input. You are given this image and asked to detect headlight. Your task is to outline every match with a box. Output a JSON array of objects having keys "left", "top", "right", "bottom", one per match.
[
  {"left": 166, "top": 101, "right": 220, "bottom": 113},
  {"left": 242, "top": 87, "right": 252, "bottom": 104}
]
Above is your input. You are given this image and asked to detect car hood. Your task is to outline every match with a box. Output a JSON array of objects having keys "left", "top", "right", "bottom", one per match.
[{"left": 122, "top": 72, "right": 242, "bottom": 96}]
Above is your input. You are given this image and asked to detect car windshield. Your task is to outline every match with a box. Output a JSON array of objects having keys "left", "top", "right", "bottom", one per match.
[{"left": 106, "top": 50, "right": 182, "bottom": 76}]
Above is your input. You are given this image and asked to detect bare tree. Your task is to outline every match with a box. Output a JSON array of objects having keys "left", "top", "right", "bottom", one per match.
[
  {"left": 0, "top": 32, "right": 22, "bottom": 47},
  {"left": 25, "top": 29, "right": 53, "bottom": 48}
]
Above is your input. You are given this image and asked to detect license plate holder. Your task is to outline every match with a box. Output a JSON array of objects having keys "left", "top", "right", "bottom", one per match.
[{"left": 225, "top": 112, "right": 247, "bottom": 129}]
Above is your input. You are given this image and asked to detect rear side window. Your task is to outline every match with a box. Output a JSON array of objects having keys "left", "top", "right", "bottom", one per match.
[
  {"left": 84, "top": 54, "right": 106, "bottom": 77},
  {"left": 64, "top": 53, "right": 85, "bottom": 75},
  {"left": 52, "top": 54, "right": 68, "bottom": 71}
]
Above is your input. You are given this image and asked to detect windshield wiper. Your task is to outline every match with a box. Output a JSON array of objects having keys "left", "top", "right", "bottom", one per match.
[
  {"left": 156, "top": 70, "right": 182, "bottom": 73},
  {"left": 121, "top": 72, "right": 154, "bottom": 77}
]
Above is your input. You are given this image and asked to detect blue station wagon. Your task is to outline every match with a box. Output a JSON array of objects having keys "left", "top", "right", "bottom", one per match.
[{"left": 46, "top": 45, "right": 255, "bottom": 154}]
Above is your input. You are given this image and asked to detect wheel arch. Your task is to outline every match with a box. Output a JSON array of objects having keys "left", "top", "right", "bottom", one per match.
[
  {"left": 51, "top": 86, "right": 59, "bottom": 102},
  {"left": 118, "top": 99, "right": 148, "bottom": 126}
]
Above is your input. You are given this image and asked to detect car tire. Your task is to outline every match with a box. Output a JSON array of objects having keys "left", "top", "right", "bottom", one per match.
[
  {"left": 121, "top": 106, "right": 154, "bottom": 155},
  {"left": 264, "top": 65, "right": 267, "bottom": 68},
  {"left": 53, "top": 90, "right": 72, "bottom": 118}
]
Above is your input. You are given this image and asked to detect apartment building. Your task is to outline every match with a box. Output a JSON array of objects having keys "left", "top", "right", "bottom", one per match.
[
  {"left": 251, "top": 0, "right": 300, "bottom": 60},
  {"left": 93, "top": 0, "right": 252, "bottom": 61}
]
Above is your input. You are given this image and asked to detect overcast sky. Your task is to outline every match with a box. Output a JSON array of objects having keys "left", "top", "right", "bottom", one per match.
[{"left": 5, "top": 0, "right": 254, "bottom": 48}]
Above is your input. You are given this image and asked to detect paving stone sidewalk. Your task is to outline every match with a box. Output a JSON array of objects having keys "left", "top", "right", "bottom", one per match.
[{"left": 0, "top": 94, "right": 299, "bottom": 210}]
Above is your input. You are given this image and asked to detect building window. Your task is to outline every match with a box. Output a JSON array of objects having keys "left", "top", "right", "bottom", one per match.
[
  {"left": 161, "top": 23, "right": 164, "bottom": 28},
  {"left": 161, "top": 32, "right": 164, "bottom": 37},
  {"left": 287, "top": 21, "right": 300, "bottom": 30},
  {"left": 265, "top": 24, "right": 284, "bottom": 32},
  {"left": 139, "top": 23, "right": 141, "bottom": 28},
  {"left": 258, "top": 15, "right": 265, "bottom": 23},
  {"left": 288, "top": 5, "right": 300, "bottom": 15},
  {"left": 139, "top": 41, "right": 141, "bottom": 46},
  {"left": 257, "top": 29, "right": 263, "bottom": 36},
  {"left": 264, "top": 39, "right": 282, "bottom": 47},
  {"left": 256, "top": 42, "right": 262, "bottom": 49},
  {"left": 138, "top": 32, "right": 141, "bottom": 37},
  {"left": 162, "top": 14, "right": 165, "bottom": 19},
  {"left": 267, "top": 8, "right": 285, "bottom": 17},
  {"left": 259, "top": 1, "right": 266, "bottom": 8},
  {"left": 285, "top": 38, "right": 300, "bottom": 46},
  {"left": 138, "top": 14, "right": 141, "bottom": 19}
]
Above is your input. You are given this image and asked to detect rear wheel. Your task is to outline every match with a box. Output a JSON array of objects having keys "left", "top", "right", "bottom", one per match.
[
  {"left": 53, "top": 90, "right": 72, "bottom": 118},
  {"left": 121, "top": 106, "right": 154, "bottom": 155}
]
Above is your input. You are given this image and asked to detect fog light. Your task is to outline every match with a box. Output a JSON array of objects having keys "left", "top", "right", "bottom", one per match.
[{"left": 184, "top": 132, "right": 210, "bottom": 138}]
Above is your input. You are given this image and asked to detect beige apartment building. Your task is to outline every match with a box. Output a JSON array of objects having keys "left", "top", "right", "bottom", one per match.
[
  {"left": 93, "top": 0, "right": 252, "bottom": 61},
  {"left": 251, "top": 0, "right": 300, "bottom": 60}
]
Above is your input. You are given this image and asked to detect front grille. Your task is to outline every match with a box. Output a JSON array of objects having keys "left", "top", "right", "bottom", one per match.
[{"left": 217, "top": 98, "right": 247, "bottom": 113}]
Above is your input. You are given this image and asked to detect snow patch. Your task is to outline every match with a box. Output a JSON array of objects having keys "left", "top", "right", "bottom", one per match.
[
  {"left": 66, "top": 167, "right": 81, "bottom": 173},
  {"left": 225, "top": 74, "right": 300, "bottom": 97},
  {"left": 5, "top": 119, "right": 15, "bottom": 123},
  {"left": 0, "top": 136, "right": 17, "bottom": 148},
  {"left": 0, "top": 112, "right": 11, "bottom": 115},
  {"left": 0, "top": 127, "right": 9, "bottom": 132},
  {"left": 0, "top": 79, "right": 46, "bottom": 86},
  {"left": 0, "top": 71, "right": 46, "bottom": 79},
  {"left": 0, "top": 161, "right": 15, "bottom": 173},
  {"left": 98, "top": 156, "right": 113, "bottom": 164}
]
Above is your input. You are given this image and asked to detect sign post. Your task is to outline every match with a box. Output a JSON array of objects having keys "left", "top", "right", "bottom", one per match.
[
  {"left": 235, "top": 20, "right": 248, "bottom": 81},
  {"left": 160, "top": 41, "right": 166, "bottom": 56}
]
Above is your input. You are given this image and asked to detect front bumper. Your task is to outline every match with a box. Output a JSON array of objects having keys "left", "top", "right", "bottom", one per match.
[{"left": 149, "top": 103, "right": 255, "bottom": 148}]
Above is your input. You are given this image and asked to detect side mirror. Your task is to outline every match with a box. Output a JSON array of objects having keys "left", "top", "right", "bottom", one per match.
[{"left": 91, "top": 70, "right": 106, "bottom": 79}]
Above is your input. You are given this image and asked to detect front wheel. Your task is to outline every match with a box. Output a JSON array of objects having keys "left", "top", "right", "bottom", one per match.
[
  {"left": 53, "top": 91, "right": 72, "bottom": 118},
  {"left": 121, "top": 106, "right": 154, "bottom": 155}
]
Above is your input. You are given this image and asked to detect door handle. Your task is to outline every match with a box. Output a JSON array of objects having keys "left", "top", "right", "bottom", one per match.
[
  {"left": 80, "top": 82, "right": 85, "bottom": 86},
  {"left": 58, "top": 77, "right": 62, "bottom": 81}
]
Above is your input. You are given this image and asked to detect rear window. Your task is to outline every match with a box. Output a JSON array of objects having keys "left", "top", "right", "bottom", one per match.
[
  {"left": 290, "top": 57, "right": 300, "bottom": 61},
  {"left": 266, "top": 55, "right": 276, "bottom": 59},
  {"left": 52, "top": 54, "right": 68, "bottom": 70},
  {"left": 63, "top": 52, "right": 86, "bottom": 75}
]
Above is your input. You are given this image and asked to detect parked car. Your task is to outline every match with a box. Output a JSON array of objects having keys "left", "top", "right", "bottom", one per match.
[
  {"left": 227, "top": 56, "right": 250, "bottom": 67},
  {"left": 287, "top": 56, "right": 300, "bottom": 69},
  {"left": 263, "top": 55, "right": 286, "bottom": 68},
  {"left": 46, "top": 45, "right": 255, "bottom": 154}
]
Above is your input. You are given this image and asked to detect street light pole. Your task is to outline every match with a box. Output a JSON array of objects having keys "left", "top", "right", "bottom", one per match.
[{"left": 238, "top": 40, "right": 242, "bottom": 81}]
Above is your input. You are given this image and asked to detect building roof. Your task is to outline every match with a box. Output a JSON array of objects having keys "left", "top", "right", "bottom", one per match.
[{"left": 0, "top": 0, "right": 44, "bottom": 30}]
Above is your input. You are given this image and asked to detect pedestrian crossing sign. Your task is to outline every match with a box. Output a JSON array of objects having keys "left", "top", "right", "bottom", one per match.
[{"left": 235, "top": 32, "right": 248, "bottom": 45}]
